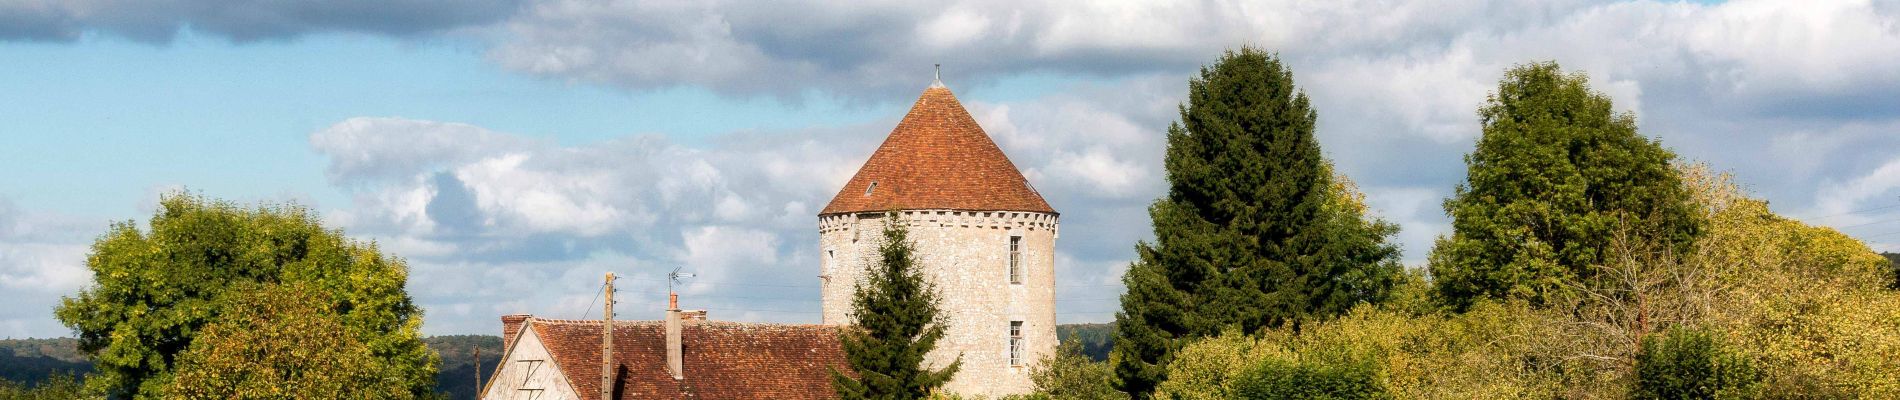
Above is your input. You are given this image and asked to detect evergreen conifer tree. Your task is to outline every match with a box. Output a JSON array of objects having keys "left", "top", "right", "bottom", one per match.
[
  {"left": 832, "top": 214, "right": 960, "bottom": 399},
  {"left": 1111, "top": 48, "right": 1403, "bottom": 398},
  {"left": 1429, "top": 62, "right": 1700, "bottom": 309}
]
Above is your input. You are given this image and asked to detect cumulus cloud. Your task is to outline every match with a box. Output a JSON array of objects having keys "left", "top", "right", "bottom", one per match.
[
  {"left": 483, "top": 0, "right": 1900, "bottom": 246},
  {"left": 0, "top": 197, "right": 98, "bottom": 338},
  {"left": 0, "top": 0, "right": 521, "bottom": 43},
  {"left": 13, "top": 0, "right": 1900, "bottom": 335},
  {"left": 306, "top": 75, "right": 1186, "bottom": 331},
  {"left": 309, "top": 116, "right": 881, "bottom": 332}
]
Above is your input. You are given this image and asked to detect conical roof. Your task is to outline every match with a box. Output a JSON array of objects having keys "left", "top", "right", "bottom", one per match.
[{"left": 819, "top": 85, "right": 1055, "bottom": 216}]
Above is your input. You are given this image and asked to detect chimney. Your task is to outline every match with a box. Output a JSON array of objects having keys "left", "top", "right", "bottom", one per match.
[
  {"left": 500, "top": 314, "right": 531, "bottom": 353},
  {"left": 665, "top": 306, "right": 684, "bottom": 380}
]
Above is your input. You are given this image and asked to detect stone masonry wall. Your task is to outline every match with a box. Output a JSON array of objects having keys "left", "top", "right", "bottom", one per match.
[{"left": 819, "top": 210, "right": 1058, "bottom": 397}]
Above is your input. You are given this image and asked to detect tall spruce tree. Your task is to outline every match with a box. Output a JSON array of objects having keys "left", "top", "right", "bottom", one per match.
[
  {"left": 1111, "top": 48, "right": 1403, "bottom": 398},
  {"left": 1429, "top": 62, "right": 1700, "bottom": 309},
  {"left": 832, "top": 214, "right": 960, "bottom": 399}
]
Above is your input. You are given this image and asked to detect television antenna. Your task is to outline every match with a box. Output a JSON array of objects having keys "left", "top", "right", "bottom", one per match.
[{"left": 667, "top": 267, "right": 696, "bottom": 309}]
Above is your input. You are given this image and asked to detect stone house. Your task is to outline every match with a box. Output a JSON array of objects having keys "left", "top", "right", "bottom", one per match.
[{"left": 481, "top": 75, "right": 1057, "bottom": 399}]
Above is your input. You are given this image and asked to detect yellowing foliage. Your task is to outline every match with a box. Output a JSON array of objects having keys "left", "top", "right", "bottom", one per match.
[{"left": 1152, "top": 163, "right": 1900, "bottom": 399}]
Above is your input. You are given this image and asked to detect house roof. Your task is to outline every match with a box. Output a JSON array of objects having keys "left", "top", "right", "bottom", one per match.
[
  {"left": 819, "top": 85, "right": 1056, "bottom": 216},
  {"left": 527, "top": 318, "right": 848, "bottom": 400}
]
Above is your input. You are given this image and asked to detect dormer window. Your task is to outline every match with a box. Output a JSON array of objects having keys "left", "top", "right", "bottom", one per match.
[{"left": 865, "top": 181, "right": 877, "bottom": 196}]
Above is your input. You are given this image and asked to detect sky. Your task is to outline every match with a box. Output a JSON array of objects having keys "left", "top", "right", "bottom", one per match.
[{"left": 2, "top": 0, "right": 1899, "bottom": 338}]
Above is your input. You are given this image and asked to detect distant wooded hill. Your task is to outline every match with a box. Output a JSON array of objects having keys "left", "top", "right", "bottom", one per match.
[{"left": 2, "top": 323, "right": 1120, "bottom": 398}]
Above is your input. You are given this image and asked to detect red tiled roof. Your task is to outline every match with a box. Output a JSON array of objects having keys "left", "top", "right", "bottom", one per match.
[
  {"left": 529, "top": 319, "right": 848, "bottom": 400},
  {"left": 819, "top": 85, "right": 1056, "bottom": 216}
]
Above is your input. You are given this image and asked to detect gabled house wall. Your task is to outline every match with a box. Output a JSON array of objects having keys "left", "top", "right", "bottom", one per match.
[{"left": 483, "top": 323, "right": 583, "bottom": 400}]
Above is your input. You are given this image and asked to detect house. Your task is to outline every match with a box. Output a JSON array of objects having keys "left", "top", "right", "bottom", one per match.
[{"left": 480, "top": 311, "right": 847, "bottom": 399}]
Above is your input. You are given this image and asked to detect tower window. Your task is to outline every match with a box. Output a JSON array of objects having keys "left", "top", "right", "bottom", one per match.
[
  {"left": 1008, "top": 321, "right": 1024, "bottom": 367},
  {"left": 822, "top": 250, "right": 835, "bottom": 279},
  {"left": 1008, "top": 235, "right": 1022, "bottom": 284}
]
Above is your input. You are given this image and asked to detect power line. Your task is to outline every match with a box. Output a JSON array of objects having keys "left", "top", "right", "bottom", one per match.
[
  {"left": 1809, "top": 200, "right": 1900, "bottom": 220},
  {"left": 1838, "top": 219, "right": 1900, "bottom": 229},
  {"left": 1861, "top": 230, "right": 1900, "bottom": 240},
  {"left": 576, "top": 282, "right": 605, "bottom": 320}
]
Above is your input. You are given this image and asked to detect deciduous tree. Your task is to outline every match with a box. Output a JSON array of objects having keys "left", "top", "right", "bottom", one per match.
[
  {"left": 162, "top": 284, "right": 411, "bottom": 399},
  {"left": 1430, "top": 62, "right": 1700, "bottom": 309},
  {"left": 54, "top": 193, "right": 436, "bottom": 398}
]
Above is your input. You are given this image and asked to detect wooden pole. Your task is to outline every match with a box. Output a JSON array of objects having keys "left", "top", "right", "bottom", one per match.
[
  {"left": 602, "top": 272, "right": 615, "bottom": 400},
  {"left": 473, "top": 346, "right": 481, "bottom": 399}
]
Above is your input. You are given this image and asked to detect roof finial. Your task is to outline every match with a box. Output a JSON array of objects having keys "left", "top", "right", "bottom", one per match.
[{"left": 930, "top": 64, "right": 945, "bottom": 89}]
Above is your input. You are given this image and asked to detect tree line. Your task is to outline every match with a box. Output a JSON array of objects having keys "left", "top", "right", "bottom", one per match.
[
  {"left": 10, "top": 46, "right": 1898, "bottom": 400},
  {"left": 1012, "top": 48, "right": 1900, "bottom": 400}
]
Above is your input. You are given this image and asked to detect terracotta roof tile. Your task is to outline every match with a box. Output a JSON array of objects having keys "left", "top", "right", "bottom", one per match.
[
  {"left": 529, "top": 319, "right": 849, "bottom": 400},
  {"left": 820, "top": 86, "right": 1055, "bottom": 215}
]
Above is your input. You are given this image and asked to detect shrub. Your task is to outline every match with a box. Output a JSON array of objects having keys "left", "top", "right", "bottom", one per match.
[
  {"left": 1232, "top": 353, "right": 1390, "bottom": 400},
  {"left": 1633, "top": 327, "right": 1761, "bottom": 400}
]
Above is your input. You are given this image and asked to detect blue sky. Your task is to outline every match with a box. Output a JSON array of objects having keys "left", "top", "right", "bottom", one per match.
[{"left": 3, "top": 0, "right": 1899, "bottom": 338}]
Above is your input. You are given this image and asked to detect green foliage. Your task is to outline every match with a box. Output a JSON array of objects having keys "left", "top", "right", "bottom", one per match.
[
  {"left": 162, "top": 284, "right": 412, "bottom": 399},
  {"left": 1055, "top": 323, "right": 1114, "bottom": 362},
  {"left": 1027, "top": 342, "right": 1124, "bottom": 400},
  {"left": 1634, "top": 327, "right": 1762, "bottom": 400},
  {"left": 424, "top": 335, "right": 503, "bottom": 400},
  {"left": 0, "top": 374, "right": 87, "bottom": 400},
  {"left": 1, "top": 336, "right": 503, "bottom": 399},
  {"left": 1233, "top": 355, "right": 1390, "bottom": 400},
  {"left": 0, "top": 339, "right": 88, "bottom": 389},
  {"left": 53, "top": 192, "right": 437, "bottom": 398},
  {"left": 1157, "top": 303, "right": 1577, "bottom": 400},
  {"left": 832, "top": 215, "right": 960, "bottom": 400},
  {"left": 1115, "top": 47, "right": 1403, "bottom": 399},
  {"left": 1431, "top": 61, "right": 1700, "bottom": 309},
  {"left": 1153, "top": 329, "right": 1393, "bottom": 400}
]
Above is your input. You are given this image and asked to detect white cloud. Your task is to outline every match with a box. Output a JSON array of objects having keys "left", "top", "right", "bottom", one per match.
[
  {"left": 0, "top": 0, "right": 521, "bottom": 43},
  {"left": 12, "top": 0, "right": 1900, "bottom": 336},
  {"left": 311, "top": 117, "right": 541, "bottom": 185},
  {"left": 0, "top": 198, "right": 97, "bottom": 338}
]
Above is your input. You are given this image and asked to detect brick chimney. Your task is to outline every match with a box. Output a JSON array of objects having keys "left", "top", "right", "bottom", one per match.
[{"left": 500, "top": 314, "right": 531, "bottom": 353}]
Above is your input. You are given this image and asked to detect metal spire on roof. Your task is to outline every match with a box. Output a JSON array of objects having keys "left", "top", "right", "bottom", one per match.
[{"left": 930, "top": 64, "right": 945, "bottom": 88}]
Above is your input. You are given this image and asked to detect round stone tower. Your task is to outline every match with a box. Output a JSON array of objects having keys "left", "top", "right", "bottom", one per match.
[{"left": 818, "top": 77, "right": 1058, "bottom": 397}]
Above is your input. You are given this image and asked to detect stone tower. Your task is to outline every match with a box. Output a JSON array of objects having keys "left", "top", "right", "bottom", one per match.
[{"left": 818, "top": 77, "right": 1058, "bottom": 397}]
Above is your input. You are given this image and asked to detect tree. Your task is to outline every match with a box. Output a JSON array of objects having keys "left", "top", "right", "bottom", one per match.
[
  {"left": 1881, "top": 252, "right": 1899, "bottom": 289},
  {"left": 1633, "top": 327, "right": 1762, "bottom": 400},
  {"left": 1233, "top": 356, "right": 1391, "bottom": 400},
  {"left": 1113, "top": 47, "right": 1403, "bottom": 398},
  {"left": 161, "top": 284, "right": 412, "bottom": 399},
  {"left": 1027, "top": 342, "right": 1124, "bottom": 400},
  {"left": 1430, "top": 62, "right": 1701, "bottom": 309},
  {"left": 832, "top": 215, "right": 960, "bottom": 399},
  {"left": 0, "top": 374, "right": 86, "bottom": 400},
  {"left": 54, "top": 193, "right": 437, "bottom": 398}
]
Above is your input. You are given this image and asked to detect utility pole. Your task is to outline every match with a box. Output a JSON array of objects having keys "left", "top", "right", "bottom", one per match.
[
  {"left": 473, "top": 345, "right": 482, "bottom": 398},
  {"left": 601, "top": 272, "right": 615, "bottom": 400}
]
